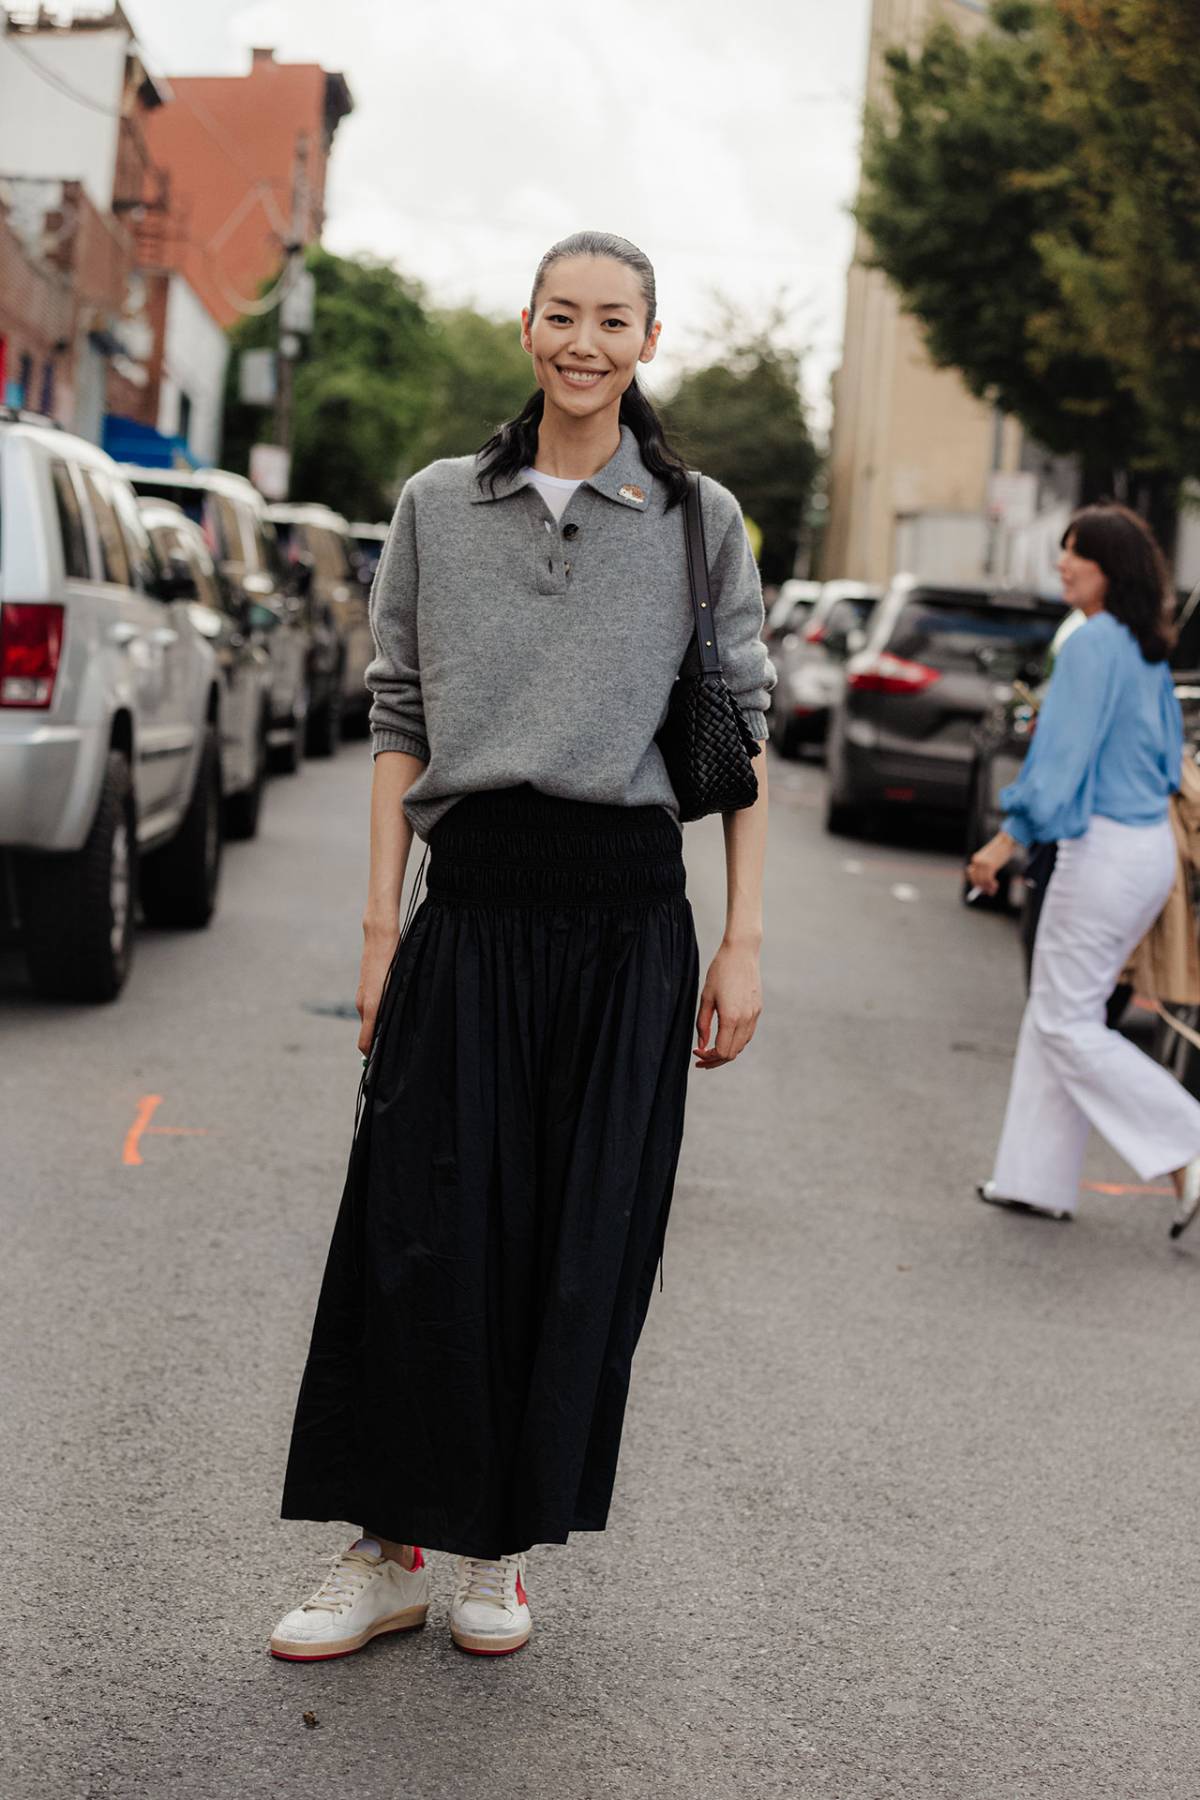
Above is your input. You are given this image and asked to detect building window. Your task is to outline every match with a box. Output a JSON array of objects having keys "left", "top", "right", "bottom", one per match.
[
  {"left": 177, "top": 391, "right": 193, "bottom": 447},
  {"left": 40, "top": 359, "right": 56, "bottom": 417}
]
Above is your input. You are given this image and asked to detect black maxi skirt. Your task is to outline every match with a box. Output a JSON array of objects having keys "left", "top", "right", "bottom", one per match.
[{"left": 280, "top": 787, "right": 700, "bottom": 1558}]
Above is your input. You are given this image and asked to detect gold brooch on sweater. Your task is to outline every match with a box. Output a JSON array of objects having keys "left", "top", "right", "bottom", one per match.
[{"left": 618, "top": 484, "right": 646, "bottom": 505}]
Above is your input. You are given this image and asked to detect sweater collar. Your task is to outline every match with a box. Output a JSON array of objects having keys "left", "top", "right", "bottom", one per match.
[{"left": 470, "top": 424, "right": 655, "bottom": 511}]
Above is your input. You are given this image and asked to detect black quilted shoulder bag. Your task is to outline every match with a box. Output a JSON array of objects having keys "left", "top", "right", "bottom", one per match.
[{"left": 656, "top": 471, "right": 762, "bottom": 822}]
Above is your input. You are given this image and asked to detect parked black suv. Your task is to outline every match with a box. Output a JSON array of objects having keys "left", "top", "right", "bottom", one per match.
[{"left": 824, "top": 577, "right": 1066, "bottom": 837}]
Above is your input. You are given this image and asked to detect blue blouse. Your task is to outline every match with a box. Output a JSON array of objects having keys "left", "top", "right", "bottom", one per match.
[{"left": 1000, "top": 611, "right": 1182, "bottom": 846}]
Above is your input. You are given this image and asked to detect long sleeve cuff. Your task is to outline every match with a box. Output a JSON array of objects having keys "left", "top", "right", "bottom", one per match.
[
  {"left": 741, "top": 709, "right": 768, "bottom": 741},
  {"left": 1001, "top": 813, "right": 1033, "bottom": 847},
  {"left": 372, "top": 728, "right": 430, "bottom": 762}
]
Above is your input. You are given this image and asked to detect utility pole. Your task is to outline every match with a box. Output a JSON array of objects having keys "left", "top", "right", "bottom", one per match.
[{"left": 273, "top": 130, "right": 310, "bottom": 480}]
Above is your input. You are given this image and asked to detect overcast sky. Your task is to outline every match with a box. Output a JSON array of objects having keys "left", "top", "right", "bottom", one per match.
[{"left": 127, "top": 0, "right": 873, "bottom": 430}]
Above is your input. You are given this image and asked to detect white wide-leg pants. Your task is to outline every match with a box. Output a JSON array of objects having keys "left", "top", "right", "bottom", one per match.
[{"left": 991, "top": 814, "right": 1200, "bottom": 1213}]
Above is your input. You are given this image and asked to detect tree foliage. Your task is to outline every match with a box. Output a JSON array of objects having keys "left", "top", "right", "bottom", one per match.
[
  {"left": 663, "top": 321, "right": 819, "bottom": 584},
  {"left": 223, "top": 248, "right": 435, "bottom": 520},
  {"left": 1035, "top": 0, "right": 1200, "bottom": 477},
  {"left": 857, "top": 0, "right": 1200, "bottom": 500},
  {"left": 408, "top": 308, "right": 535, "bottom": 469}
]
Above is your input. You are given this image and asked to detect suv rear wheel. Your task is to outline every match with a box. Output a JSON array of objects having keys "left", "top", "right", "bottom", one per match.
[
  {"left": 140, "top": 724, "right": 222, "bottom": 928},
  {"left": 306, "top": 668, "right": 343, "bottom": 759},
  {"left": 224, "top": 710, "right": 268, "bottom": 841},
  {"left": 18, "top": 749, "right": 136, "bottom": 1002}
]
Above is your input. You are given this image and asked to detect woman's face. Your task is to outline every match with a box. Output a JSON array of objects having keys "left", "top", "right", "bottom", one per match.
[
  {"left": 521, "top": 256, "right": 660, "bottom": 420},
  {"left": 1058, "top": 532, "right": 1108, "bottom": 616}
]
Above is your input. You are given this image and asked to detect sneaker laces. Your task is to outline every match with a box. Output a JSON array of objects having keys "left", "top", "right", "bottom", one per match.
[
  {"left": 457, "top": 1555, "right": 520, "bottom": 1613},
  {"left": 301, "top": 1549, "right": 380, "bottom": 1616}
]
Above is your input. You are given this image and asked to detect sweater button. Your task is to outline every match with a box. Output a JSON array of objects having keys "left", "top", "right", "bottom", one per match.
[{"left": 562, "top": 522, "right": 579, "bottom": 539}]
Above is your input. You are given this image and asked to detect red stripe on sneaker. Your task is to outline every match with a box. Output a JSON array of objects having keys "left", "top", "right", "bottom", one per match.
[{"left": 516, "top": 1572, "right": 527, "bottom": 1607}]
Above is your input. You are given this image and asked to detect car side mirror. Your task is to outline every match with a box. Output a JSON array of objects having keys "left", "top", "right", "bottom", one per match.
[
  {"left": 242, "top": 570, "right": 275, "bottom": 601},
  {"left": 845, "top": 627, "right": 867, "bottom": 656}
]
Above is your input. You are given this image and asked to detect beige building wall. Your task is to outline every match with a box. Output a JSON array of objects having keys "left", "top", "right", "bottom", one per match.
[{"left": 824, "top": 0, "right": 1020, "bottom": 583}]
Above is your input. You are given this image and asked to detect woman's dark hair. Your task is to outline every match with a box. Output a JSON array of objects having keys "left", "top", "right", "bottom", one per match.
[
  {"left": 1061, "top": 502, "right": 1176, "bottom": 663},
  {"left": 476, "top": 230, "right": 690, "bottom": 508}
]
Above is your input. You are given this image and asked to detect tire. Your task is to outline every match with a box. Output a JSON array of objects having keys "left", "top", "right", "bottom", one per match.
[
  {"left": 268, "top": 693, "right": 306, "bottom": 776},
  {"left": 140, "top": 725, "right": 222, "bottom": 929},
  {"left": 825, "top": 793, "right": 868, "bottom": 837},
  {"left": 17, "top": 749, "right": 136, "bottom": 1003},
  {"left": 305, "top": 674, "right": 343, "bottom": 759},
  {"left": 224, "top": 713, "right": 268, "bottom": 841}
]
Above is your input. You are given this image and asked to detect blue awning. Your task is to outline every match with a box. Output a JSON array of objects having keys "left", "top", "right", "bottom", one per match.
[{"left": 101, "top": 415, "right": 203, "bottom": 470}]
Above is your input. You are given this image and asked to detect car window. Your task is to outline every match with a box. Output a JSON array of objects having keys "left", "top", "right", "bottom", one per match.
[
  {"left": 213, "top": 495, "right": 247, "bottom": 569},
  {"left": 317, "top": 527, "right": 351, "bottom": 581},
  {"left": 888, "top": 597, "right": 1063, "bottom": 675},
  {"left": 50, "top": 460, "right": 91, "bottom": 579},
  {"left": 109, "top": 478, "right": 156, "bottom": 594},
  {"left": 80, "top": 469, "right": 131, "bottom": 587},
  {"left": 824, "top": 597, "right": 878, "bottom": 640},
  {"left": 258, "top": 518, "right": 288, "bottom": 585}
]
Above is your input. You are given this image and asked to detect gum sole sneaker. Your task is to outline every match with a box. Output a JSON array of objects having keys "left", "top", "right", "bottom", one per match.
[
  {"left": 977, "top": 1181, "right": 1072, "bottom": 1223},
  {"left": 270, "top": 1541, "right": 429, "bottom": 1661},
  {"left": 450, "top": 1554, "right": 531, "bottom": 1656}
]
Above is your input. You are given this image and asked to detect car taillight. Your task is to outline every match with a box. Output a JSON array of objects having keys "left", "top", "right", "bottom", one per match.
[
  {"left": 804, "top": 622, "right": 826, "bottom": 644},
  {"left": 0, "top": 603, "right": 65, "bottom": 708},
  {"left": 846, "top": 653, "right": 940, "bottom": 696}
]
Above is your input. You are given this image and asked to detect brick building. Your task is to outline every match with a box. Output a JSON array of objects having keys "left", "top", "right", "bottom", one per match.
[{"left": 138, "top": 45, "right": 353, "bottom": 329}]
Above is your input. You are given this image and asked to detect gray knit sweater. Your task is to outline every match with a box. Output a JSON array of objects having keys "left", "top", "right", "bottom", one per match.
[{"left": 366, "top": 426, "right": 776, "bottom": 840}]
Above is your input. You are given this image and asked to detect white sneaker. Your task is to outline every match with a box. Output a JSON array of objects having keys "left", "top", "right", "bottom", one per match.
[
  {"left": 270, "top": 1540, "right": 429, "bottom": 1661},
  {"left": 1170, "top": 1156, "right": 1200, "bottom": 1239},
  {"left": 450, "top": 1553, "right": 531, "bottom": 1656}
]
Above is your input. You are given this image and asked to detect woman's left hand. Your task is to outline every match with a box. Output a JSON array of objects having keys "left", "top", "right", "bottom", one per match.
[
  {"left": 966, "top": 832, "right": 1015, "bottom": 897},
  {"left": 695, "top": 941, "right": 762, "bottom": 1069}
]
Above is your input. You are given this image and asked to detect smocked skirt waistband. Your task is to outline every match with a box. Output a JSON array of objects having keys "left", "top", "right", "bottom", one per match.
[{"left": 425, "top": 785, "right": 685, "bottom": 907}]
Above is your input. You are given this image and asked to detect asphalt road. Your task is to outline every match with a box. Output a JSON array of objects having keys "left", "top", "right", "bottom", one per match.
[{"left": 3, "top": 745, "right": 1199, "bottom": 1800}]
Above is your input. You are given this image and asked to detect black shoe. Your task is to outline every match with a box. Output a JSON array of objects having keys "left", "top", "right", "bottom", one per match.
[{"left": 977, "top": 1181, "right": 1072, "bottom": 1223}]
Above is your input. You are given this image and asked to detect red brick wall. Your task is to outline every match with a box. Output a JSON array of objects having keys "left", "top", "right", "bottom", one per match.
[{"left": 140, "top": 54, "right": 341, "bottom": 327}]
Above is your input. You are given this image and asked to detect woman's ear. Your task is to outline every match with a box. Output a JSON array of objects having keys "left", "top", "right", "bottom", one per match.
[
  {"left": 520, "top": 308, "right": 534, "bottom": 355},
  {"left": 639, "top": 319, "right": 663, "bottom": 366}
]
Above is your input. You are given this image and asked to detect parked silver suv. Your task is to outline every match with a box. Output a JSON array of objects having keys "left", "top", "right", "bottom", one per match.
[{"left": 0, "top": 415, "right": 223, "bottom": 1001}]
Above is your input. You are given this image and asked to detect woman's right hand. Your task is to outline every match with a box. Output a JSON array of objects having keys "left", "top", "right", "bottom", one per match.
[{"left": 356, "top": 924, "right": 400, "bottom": 1056}]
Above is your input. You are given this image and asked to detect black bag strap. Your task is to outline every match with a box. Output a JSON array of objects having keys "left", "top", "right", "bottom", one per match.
[{"left": 682, "top": 471, "right": 723, "bottom": 678}]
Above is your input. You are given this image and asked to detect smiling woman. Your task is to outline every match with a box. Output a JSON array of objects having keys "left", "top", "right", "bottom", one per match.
[
  {"left": 477, "top": 228, "right": 690, "bottom": 506},
  {"left": 274, "top": 227, "right": 775, "bottom": 1667}
]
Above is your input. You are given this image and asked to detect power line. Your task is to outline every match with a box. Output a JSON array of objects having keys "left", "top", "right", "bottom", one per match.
[{"left": 6, "top": 32, "right": 126, "bottom": 117}]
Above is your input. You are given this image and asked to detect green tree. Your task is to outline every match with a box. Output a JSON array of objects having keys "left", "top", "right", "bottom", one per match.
[
  {"left": 663, "top": 322, "right": 820, "bottom": 584},
  {"left": 856, "top": 1, "right": 1149, "bottom": 483},
  {"left": 1035, "top": 1, "right": 1200, "bottom": 481},
  {"left": 409, "top": 308, "right": 535, "bottom": 467},
  {"left": 223, "top": 248, "right": 437, "bottom": 520}
]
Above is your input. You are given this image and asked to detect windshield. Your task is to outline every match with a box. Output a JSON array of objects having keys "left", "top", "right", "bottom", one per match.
[{"left": 889, "top": 597, "right": 1064, "bottom": 676}]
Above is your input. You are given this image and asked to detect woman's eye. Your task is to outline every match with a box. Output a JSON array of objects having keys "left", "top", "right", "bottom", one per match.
[
  {"left": 603, "top": 318, "right": 627, "bottom": 329},
  {"left": 547, "top": 314, "right": 572, "bottom": 325}
]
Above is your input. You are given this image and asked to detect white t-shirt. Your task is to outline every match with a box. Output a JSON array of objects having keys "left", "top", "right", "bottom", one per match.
[{"left": 524, "top": 468, "right": 583, "bottom": 522}]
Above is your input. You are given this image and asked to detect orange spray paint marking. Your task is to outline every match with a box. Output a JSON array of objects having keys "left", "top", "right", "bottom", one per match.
[
  {"left": 1081, "top": 1179, "right": 1173, "bottom": 1197},
  {"left": 123, "top": 1095, "right": 208, "bottom": 1166}
]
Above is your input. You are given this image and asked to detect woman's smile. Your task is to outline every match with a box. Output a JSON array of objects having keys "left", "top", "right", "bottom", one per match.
[{"left": 556, "top": 365, "right": 608, "bottom": 387}]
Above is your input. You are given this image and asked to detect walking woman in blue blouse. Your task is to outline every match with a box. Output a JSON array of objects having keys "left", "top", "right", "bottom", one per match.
[{"left": 968, "top": 503, "right": 1200, "bottom": 1236}]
